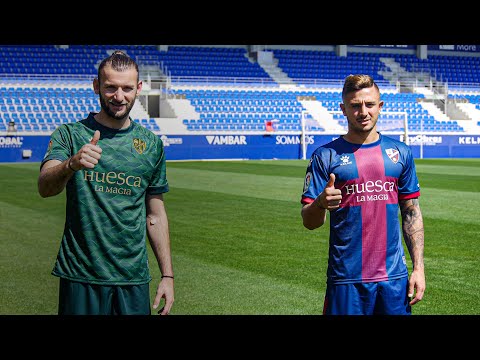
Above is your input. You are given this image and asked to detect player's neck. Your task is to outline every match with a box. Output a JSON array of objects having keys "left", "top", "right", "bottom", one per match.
[
  {"left": 343, "top": 130, "right": 380, "bottom": 145},
  {"left": 94, "top": 112, "right": 131, "bottom": 130}
]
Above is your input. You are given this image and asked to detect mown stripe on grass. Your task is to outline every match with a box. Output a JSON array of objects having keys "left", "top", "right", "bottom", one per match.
[
  {"left": 0, "top": 201, "right": 64, "bottom": 255},
  {"left": 417, "top": 173, "right": 480, "bottom": 193},
  {"left": 419, "top": 187, "right": 480, "bottom": 225},
  {"left": 154, "top": 252, "right": 324, "bottom": 315},
  {"left": 168, "top": 168, "right": 303, "bottom": 202},
  {"left": 415, "top": 158, "right": 480, "bottom": 167},
  {"left": 0, "top": 201, "right": 62, "bottom": 315},
  {"left": 168, "top": 160, "right": 307, "bottom": 178},
  {"left": 168, "top": 168, "right": 480, "bottom": 226},
  {"left": 416, "top": 164, "right": 480, "bottom": 177}
]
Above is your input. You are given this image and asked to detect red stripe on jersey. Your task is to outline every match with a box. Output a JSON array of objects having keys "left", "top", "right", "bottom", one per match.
[
  {"left": 399, "top": 191, "right": 420, "bottom": 200},
  {"left": 301, "top": 196, "right": 315, "bottom": 205},
  {"left": 353, "top": 145, "right": 392, "bottom": 281}
]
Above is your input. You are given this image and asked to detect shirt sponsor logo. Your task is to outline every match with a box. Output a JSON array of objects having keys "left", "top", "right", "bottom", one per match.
[
  {"left": 206, "top": 135, "right": 247, "bottom": 145},
  {"left": 343, "top": 179, "right": 398, "bottom": 205},
  {"left": 84, "top": 171, "right": 142, "bottom": 196},
  {"left": 344, "top": 180, "right": 396, "bottom": 195}
]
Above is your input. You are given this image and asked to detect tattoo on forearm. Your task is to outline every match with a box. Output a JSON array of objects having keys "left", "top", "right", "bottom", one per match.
[{"left": 400, "top": 198, "right": 425, "bottom": 269}]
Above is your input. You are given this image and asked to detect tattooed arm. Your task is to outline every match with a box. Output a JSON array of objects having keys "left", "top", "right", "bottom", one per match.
[{"left": 399, "top": 198, "right": 425, "bottom": 306}]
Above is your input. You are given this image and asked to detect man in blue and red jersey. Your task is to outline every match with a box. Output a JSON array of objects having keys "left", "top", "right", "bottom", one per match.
[{"left": 301, "top": 74, "right": 425, "bottom": 315}]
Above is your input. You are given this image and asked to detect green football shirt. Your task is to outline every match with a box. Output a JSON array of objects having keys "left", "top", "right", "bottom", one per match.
[{"left": 41, "top": 113, "right": 169, "bottom": 285}]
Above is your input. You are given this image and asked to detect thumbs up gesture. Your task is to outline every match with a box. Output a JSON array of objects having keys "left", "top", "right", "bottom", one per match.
[
  {"left": 69, "top": 130, "right": 103, "bottom": 171},
  {"left": 315, "top": 173, "right": 342, "bottom": 210},
  {"left": 326, "top": 173, "right": 336, "bottom": 189},
  {"left": 90, "top": 130, "right": 101, "bottom": 145}
]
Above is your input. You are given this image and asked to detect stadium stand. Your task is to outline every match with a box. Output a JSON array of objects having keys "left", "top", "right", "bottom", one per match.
[{"left": 2, "top": 45, "right": 480, "bottom": 161}]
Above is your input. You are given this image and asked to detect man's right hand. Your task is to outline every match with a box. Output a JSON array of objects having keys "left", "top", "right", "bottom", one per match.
[
  {"left": 70, "top": 130, "right": 102, "bottom": 171},
  {"left": 315, "top": 173, "right": 342, "bottom": 210}
]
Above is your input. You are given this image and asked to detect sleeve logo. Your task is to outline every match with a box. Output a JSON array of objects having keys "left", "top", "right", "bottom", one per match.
[
  {"left": 43, "top": 139, "right": 53, "bottom": 159},
  {"left": 303, "top": 172, "right": 312, "bottom": 193}
]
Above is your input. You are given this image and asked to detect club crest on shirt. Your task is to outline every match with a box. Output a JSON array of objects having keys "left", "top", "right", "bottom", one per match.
[
  {"left": 385, "top": 148, "right": 399, "bottom": 164},
  {"left": 133, "top": 138, "right": 147, "bottom": 154}
]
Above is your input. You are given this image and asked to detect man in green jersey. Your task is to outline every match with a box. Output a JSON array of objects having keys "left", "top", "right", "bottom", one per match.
[{"left": 38, "top": 50, "right": 174, "bottom": 315}]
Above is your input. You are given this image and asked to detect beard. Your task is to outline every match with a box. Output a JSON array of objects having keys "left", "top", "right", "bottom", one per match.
[{"left": 99, "top": 93, "right": 135, "bottom": 121}]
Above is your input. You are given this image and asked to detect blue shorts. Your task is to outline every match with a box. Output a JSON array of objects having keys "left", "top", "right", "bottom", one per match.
[{"left": 323, "top": 277, "right": 412, "bottom": 315}]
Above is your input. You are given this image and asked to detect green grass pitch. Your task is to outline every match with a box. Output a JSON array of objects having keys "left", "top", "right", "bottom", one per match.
[{"left": 1, "top": 158, "right": 479, "bottom": 315}]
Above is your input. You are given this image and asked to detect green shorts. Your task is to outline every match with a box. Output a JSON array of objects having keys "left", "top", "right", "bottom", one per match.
[{"left": 58, "top": 277, "right": 151, "bottom": 315}]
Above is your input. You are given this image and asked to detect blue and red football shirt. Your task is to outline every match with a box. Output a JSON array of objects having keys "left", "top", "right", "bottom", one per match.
[{"left": 301, "top": 133, "right": 420, "bottom": 285}]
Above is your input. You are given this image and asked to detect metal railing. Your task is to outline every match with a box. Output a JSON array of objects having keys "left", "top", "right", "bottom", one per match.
[{"left": 2, "top": 72, "right": 480, "bottom": 94}]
